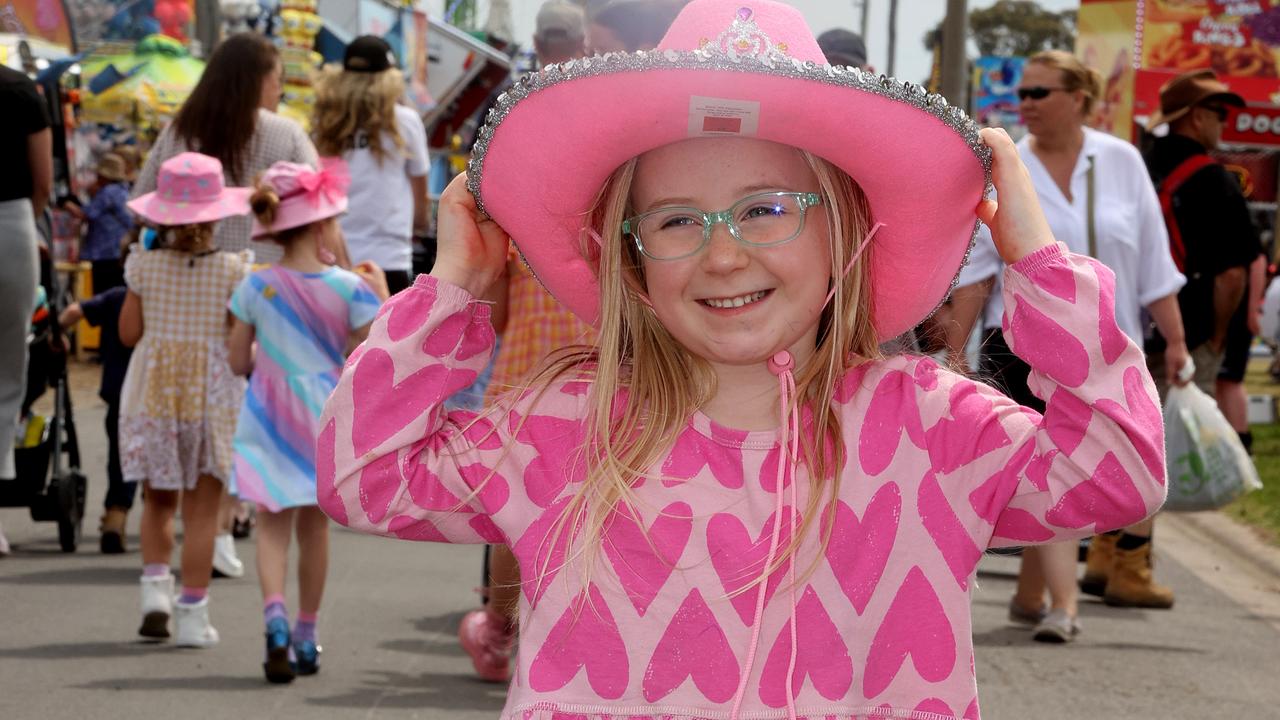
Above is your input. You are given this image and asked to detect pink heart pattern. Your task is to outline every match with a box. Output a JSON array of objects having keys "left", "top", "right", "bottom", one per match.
[
  {"left": 918, "top": 471, "right": 983, "bottom": 590},
  {"left": 1045, "top": 451, "right": 1147, "bottom": 532},
  {"left": 1093, "top": 365, "right": 1165, "bottom": 483},
  {"left": 758, "top": 585, "right": 853, "bottom": 707},
  {"left": 384, "top": 289, "right": 435, "bottom": 341},
  {"left": 822, "top": 483, "right": 901, "bottom": 615},
  {"left": 1008, "top": 293, "right": 1090, "bottom": 388},
  {"left": 603, "top": 502, "right": 693, "bottom": 616},
  {"left": 924, "top": 381, "right": 1013, "bottom": 474},
  {"left": 350, "top": 348, "right": 450, "bottom": 456},
  {"left": 863, "top": 567, "right": 956, "bottom": 699},
  {"left": 859, "top": 370, "right": 925, "bottom": 476},
  {"left": 529, "top": 584, "right": 629, "bottom": 699},
  {"left": 315, "top": 419, "right": 347, "bottom": 526},
  {"left": 707, "top": 509, "right": 794, "bottom": 625},
  {"left": 642, "top": 588, "right": 739, "bottom": 703},
  {"left": 512, "top": 497, "right": 576, "bottom": 608},
  {"left": 661, "top": 426, "right": 746, "bottom": 489},
  {"left": 510, "top": 411, "right": 587, "bottom": 507}
]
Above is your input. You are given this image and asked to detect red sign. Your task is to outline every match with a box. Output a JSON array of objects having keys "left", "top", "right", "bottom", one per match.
[
  {"left": 1223, "top": 105, "right": 1280, "bottom": 146},
  {"left": 1214, "top": 149, "right": 1279, "bottom": 199}
]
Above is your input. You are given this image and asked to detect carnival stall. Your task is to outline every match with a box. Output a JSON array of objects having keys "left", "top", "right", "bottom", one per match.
[{"left": 1080, "top": 0, "right": 1280, "bottom": 250}]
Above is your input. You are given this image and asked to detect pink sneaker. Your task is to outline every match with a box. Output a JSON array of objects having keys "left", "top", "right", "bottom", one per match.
[{"left": 457, "top": 607, "right": 513, "bottom": 683}]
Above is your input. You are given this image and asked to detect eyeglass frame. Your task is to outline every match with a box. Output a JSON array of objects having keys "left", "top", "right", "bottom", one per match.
[{"left": 622, "top": 191, "right": 824, "bottom": 261}]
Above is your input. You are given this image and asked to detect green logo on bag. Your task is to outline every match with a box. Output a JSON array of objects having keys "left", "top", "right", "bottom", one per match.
[{"left": 1173, "top": 450, "right": 1207, "bottom": 496}]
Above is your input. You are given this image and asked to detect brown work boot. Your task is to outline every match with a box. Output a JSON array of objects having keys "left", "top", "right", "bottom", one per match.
[
  {"left": 1103, "top": 543, "right": 1174, "bottom": 609},
  {"left": 100, "top": 507, "right": 128, "bottom": 554},
  {"left": 1080, "top": 533, "right": 1118, "bottom": 597}
]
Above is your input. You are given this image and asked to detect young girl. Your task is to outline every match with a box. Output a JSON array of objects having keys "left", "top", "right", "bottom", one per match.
[
  {"left": 228, "top": 159, "right": 385, "bottom": 683},
  {"left": 119, "top": 152, "right": 253, "bottom": 647},
  {"left": 319, "top": 2, "right": 1168, "bottom": 718}
]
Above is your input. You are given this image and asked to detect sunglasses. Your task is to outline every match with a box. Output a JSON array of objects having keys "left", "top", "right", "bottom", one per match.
[
  {"left": 1200, "top": 104, "right": 1229, "bottom": 122},
  {"left": 1017, "top": 86, "right": 1066, "bottom": 101}
]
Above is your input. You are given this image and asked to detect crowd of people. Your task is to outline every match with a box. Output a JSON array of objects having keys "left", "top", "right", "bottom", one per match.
[{"left": 0, "top": 0, "right": 1266, "bottom": 717}]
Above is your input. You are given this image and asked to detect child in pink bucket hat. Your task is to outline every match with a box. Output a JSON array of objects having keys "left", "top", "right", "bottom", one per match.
[
  {"left": 229, "top": 158, "right": 386, "bottom": 683},
  {"left": 319, "top": 2, "right": 1169, "bottom": 718},
  {"left": 117, "top": 151, "right": 253, "bottom": 649}
]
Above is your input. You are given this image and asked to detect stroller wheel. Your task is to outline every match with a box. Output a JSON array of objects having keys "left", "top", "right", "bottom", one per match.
[{"left": 56, "top": 472, "right": 87, "bottom": 553}]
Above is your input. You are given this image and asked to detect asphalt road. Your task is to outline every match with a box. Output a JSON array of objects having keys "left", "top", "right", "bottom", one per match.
[{"left": 2, "top": 367, "right": 1278, "bottom": 720}]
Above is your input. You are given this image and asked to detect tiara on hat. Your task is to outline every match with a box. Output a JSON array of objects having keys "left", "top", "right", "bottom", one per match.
[{"left": 699, "top": 6, "right": 790, "bottom": 64}]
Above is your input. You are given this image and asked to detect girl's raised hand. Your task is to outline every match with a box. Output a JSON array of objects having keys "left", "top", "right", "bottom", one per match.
[
  {"left": 975, "top": 128, "right": 1057, "bottom": 265},
  {"left": 431, "top": 172, "right": 512, "bottom": 298}
]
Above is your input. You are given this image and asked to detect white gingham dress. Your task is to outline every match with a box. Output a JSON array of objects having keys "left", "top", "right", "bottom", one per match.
[
  {"left": 118, "top": 249, "right": 248, "bottom": 489},
  {"left": 132, "top": 109, "right": 319, "bottom": 264}
]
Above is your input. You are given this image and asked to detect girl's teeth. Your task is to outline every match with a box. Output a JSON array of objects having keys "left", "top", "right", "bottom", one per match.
[{"left": 705, "top": 291, "right": 766, "bottom": 308}]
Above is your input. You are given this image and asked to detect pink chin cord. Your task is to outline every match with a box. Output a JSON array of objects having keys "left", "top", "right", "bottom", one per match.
[{"left": 727, "top": 222, "right": 883, "bottom": 720}]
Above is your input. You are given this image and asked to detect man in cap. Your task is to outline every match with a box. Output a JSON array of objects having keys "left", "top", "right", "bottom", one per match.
[
  {"left": 817, "top": 28, "right": 871, "bottom": 70},
  {"left": 535, "top": 1, "right": 586, "bottom": 64},
  {"left": 1086, "top": 70, "right": 1260, "bottom": 610}
]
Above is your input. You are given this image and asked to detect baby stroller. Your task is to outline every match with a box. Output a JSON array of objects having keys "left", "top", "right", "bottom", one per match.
[{"left": 0, "top": 243, "right": 87, "bottom": 552}]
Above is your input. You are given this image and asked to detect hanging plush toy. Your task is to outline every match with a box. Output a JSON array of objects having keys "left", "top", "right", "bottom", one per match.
[
  {"left": 219, "top": 0, "right": 261, "bottom": 35},
  {"left": 152, "top": 0, "right": 191, "bottom": 42}
]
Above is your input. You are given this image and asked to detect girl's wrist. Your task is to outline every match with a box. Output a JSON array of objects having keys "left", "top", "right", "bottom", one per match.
[{"left": 429, "top": 262, "right": 498, "bottom": 299}]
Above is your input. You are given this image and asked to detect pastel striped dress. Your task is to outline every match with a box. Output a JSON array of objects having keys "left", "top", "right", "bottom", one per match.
[{"left": 229, "top": 266, "right": 380, "bottom": 511}]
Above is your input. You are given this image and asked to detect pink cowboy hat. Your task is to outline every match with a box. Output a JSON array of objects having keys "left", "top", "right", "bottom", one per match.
[
  {"left": 251, "top": 158, "right": 350, "bottom": 238},
  {"left": 128, "top": 152, "right": 252, "bottom": 226},
  {"left": 468, "top": 0, "right": 991, "bottom": 341}
]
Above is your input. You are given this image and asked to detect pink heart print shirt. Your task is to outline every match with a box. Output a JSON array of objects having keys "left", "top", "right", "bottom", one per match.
[{"left": 318, "top": 244, "right": 1166, "bottom": 720}]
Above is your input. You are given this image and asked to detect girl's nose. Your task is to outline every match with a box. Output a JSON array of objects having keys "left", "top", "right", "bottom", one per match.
[{"left": 700, "top": 222, "right": 749, "bottom": 273}]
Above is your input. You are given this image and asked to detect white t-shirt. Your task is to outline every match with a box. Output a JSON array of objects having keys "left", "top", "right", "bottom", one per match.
[
  {"left": 958, "top": 127, "right": 1186, "bottom": 343},
  {"left": 339, "top": 104, "right": 429, "bottom": 271}
]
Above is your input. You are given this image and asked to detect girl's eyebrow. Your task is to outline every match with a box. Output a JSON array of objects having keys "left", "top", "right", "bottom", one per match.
[{"left": 642, "top": 183, "right": 792, "bottom": 211}]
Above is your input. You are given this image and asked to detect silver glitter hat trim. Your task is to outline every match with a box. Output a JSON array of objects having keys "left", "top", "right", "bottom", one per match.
[{"left": 466, "top": 48, "right": 993, "bottom": 338}]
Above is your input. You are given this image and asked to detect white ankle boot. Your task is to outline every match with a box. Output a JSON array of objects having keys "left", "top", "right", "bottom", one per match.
[
  {"left": 211, "top": 533, "right": 244, "bottom": 578},
  {"left": 138, "top": 573, "right": 174, "bottom": 640},
  {"left": 174, "top": 596, "right": 220, "bottom": 648}
]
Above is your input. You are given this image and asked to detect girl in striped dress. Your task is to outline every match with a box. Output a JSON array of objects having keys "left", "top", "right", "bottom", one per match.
[{"left": 227, "top": 159, "right": 385, "bottom": 683}]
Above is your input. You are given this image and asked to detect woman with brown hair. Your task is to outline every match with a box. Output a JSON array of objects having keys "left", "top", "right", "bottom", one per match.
[
  {"left": 312, "top": 36, "right": 429, "bottom": 295},
  {"left": 132, "top": 33, "right": 319, "bottom": 264},
  {"left": 131, "top": 32, "right": 318, "bottom": 577},
  {"left": 946, "top": 49, "right": 1189, "bottom": 641}
]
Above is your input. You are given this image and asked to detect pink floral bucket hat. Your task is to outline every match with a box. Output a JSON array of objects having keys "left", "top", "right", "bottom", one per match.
[
  {"left": 468, "top": 0, "right": 991, "bottom": 341},
  {"left": 127, "top": 152, "right": 252, "bottom": 226},
  {"left": 250, "top": 158, "right": 351, "bottom": 238}
]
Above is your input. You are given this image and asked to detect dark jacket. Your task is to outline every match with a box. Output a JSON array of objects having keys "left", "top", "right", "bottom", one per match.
[{"left": 1143, "top": 134, "right": 1259, "bottom": 350}]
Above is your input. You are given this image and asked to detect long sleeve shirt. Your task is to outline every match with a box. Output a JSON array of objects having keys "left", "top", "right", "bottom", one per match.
[{"left": 318, "top": 244, "right": 1166, "bottom": 720}]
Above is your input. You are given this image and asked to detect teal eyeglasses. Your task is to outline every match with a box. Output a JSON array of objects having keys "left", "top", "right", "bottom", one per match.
[{"left": 622, "top": 191, "right": 823, "bottom": 261}]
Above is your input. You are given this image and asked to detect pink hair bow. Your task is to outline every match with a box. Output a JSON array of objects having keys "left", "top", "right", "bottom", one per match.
[{"left": 297, "top": 158, "right": 351, "bottom": 207}]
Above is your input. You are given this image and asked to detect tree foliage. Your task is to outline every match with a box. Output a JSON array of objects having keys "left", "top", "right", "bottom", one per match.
[{"left": 924, "top": 0, "right": 1077, "bottom": 57}]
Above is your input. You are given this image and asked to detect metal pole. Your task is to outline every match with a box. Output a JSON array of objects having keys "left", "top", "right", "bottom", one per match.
[
  {"left": 859, "top": 0, "right": 870, "bottom": 43},
  {"left": 886, "top": 0, "right": 897, "bottom": 76},
  {"left": 939, "top": 0, "right": 969, "bottom": 105}
]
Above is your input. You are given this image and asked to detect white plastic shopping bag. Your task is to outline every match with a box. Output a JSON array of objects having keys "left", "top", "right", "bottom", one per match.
[{"left": 1163, "top": 383, "right": 1263, "bottom": 512}]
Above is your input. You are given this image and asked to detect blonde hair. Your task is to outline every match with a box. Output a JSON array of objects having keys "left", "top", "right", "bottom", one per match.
[
  {"left": 512, "top": 148, "right": 882, "bottom": 595},
  {"left": 312, "top": 65, "right": 406, "bottom": 163},
  {"left": 1029, "top": 50, "right": 1105, "bottom": 116}
]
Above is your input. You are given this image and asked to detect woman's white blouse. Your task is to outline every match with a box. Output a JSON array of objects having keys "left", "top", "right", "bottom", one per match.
[{"left": 959, "top": 126, "right": 1186, "bottom": 342}]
